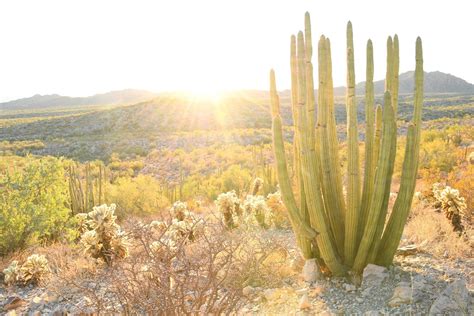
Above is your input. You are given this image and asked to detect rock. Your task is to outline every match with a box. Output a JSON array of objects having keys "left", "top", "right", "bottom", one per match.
[
  {"left": 343, "top": 283, "right": 356, "bottom": 292},
  {"left": 388, "top": 283, "right": 412, "bottom": 307},
  {"left": 302, "top": 258, "right": 320, "bottom": 282},
  {"left": 429, "top": 279, "right": 469, "bottom": 315},
  {"left": 364, "top": 311, "right": 380, "bottom": 316},
  {"left": 396, "top": 245, "right": 420, "bottom": 256},
  {"left": 299, "top": 293, "right": 311, "bottom": 310},
  {"left": 242, "top": 286, "right": 255, "bottom": 297},
  {"left": 362, "top": 264, "right": 388, "bottom": 287},
  {"left": 3, "top": 296, "right": 26, "bottom": 311}
]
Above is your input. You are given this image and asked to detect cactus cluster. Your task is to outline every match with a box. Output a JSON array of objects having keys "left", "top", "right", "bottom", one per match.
[
  {"left": 432, "top": 183, "right": 467, "bottom": 232},
  {"left": 149, "top": 202, "right": 204, "bottom": 253},
  {"left": 3, "top": 254, "right": 50, "bottom": 285},
  {"left": 68, "top": 163, "right": 107, "bottom": 214},
  {"left": 269, "top": 12, "right": 423, "bottom": 275},
  {"left": 216, "top": 186, "right": 289, "bottom": 229},
  {"left": 78, "top": 204, "right": 129, "bottom": 265}
]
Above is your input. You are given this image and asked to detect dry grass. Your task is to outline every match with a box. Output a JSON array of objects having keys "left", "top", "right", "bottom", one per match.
[{"left": 404, "top": 202, "right": 473, "bottom": 259}]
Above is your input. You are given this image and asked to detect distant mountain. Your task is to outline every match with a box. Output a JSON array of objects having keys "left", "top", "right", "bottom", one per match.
[
  {"left": 333, "top": 71, "right": 474, "bottom": 95},
  {"left": 0, "top": 89, "right": 158, "bottom": 110}
]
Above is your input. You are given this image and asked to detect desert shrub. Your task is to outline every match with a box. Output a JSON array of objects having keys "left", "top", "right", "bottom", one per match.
[
  {"left": 404, "top": 203, "right": 472, "bottom": 258},
  {"left": 107, "top": 175, "right": 170, "bottom": 219},
  {"left": 0, "top": 157, "right": 73, "bottom": 255},
  {"left": 447, "top": 163, "right": 474, "bottom": 217},
  {"left": 3, "top": 254, "right": 50, "bottom": 286},
  {"left": 79, "top": 204, "right": 130, "bottom": 265},
  {"left": 60, "top": 219, "right": 246, "bottom": 314}
]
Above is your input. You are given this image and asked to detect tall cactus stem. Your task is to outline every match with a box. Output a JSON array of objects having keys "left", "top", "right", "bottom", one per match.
[
  {"left": 358, "top": 39, "right": 375, "bottom": 244},
  {"left": 375, "top": 37, "right": 423, "bottom": 266},
  {"left": 344, "top": 21, "right": 360, "bottom": 266}
]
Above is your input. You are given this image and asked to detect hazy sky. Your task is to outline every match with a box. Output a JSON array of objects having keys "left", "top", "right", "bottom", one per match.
[{"left": 0, "top": 0, "right": 472, "bottom": 102}]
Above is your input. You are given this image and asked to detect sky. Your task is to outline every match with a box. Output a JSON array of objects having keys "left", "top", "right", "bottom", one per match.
[{"left": 0, "top": 0, "right": 472, "bottom": 102}]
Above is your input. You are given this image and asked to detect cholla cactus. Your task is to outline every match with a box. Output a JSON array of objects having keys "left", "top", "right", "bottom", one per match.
[
  {"left": 149, "top": 220, "right": 167, "bottom": 231},
  {"left": 436, "top": 186, "right": 467, "bottom": 232},
  {"left": 3, "top": 260, "right": 19, "bottom": 285},
  {"left": 215, "top": 191, "right": 240, "bottom": 229},
  {"left": 19, "top": 254, "right": 50, "bottom": 285},
  {"left": 243, "top": 195, "right": 271, "bottom": 228},
  {"left": 171, "top": 201, "right": 187, "bottom": 221},
  {"left": 468, "top": 151, "right": 474, "bottom": 165},
  {"left": 251, "top": 177, "right": 264, "bottom": 195},
  {"left": 75, "top": 212, "right": 89, "bottom": 234},
  {"left": 266, "top": 191, "right": 288, "bottom": 228},
  {"left": 79, "top": 204, "right": 129, "bottom": 264},
  {"left": 148, "top": 203, "right": 204, "bottom": 256}
]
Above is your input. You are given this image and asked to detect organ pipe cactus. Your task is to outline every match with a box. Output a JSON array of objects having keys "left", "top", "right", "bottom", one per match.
[{"left": 269, "top": 12, "right": 423, "bottom": 276}]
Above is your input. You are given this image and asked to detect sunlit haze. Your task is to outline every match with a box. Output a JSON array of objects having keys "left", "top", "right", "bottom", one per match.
[{"left": 0, "top": 0, "right": 472, "bottom": 102}]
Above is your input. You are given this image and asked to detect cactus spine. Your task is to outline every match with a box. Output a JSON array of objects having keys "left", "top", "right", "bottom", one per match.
[{"left": 269, "top": 12, "right": 423, "bottom": 276}]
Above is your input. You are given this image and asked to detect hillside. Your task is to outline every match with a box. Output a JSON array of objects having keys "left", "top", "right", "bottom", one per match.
[
  {"left": 340, "top": 71, "right": 474, "bottom": 95},
  {"left": 0, "top": 89, "right": 158, "bottom": 110}
]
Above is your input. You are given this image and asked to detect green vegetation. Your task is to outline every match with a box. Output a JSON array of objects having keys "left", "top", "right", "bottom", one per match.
[{"left": 0, "top": 157, "right": 74, "bottom": 255}]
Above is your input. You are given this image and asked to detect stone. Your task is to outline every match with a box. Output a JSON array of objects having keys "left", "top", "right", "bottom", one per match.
[
  {"left": 343, "top": 283, "right": 356, "bottom": 292},
  {"left": 396, "top": 245, "right": 419, "bottom": 256},
  {"left": 429, "top": 279, "right": 469, "bottom": 315},
  {"left": 298, "top": 293, "right": 311, "bottom": 310},
  {"left": 388, "top": 283, "right": 412, "bottom": 307},
  {"left": 362, "top": 264, "right": 388, "bottom": 287},
  {"left": 302, "top": 258, "right": 320, "bottom": 282},
  {"left": 364, "top": 311, "right": 380, "bottom": 316}
]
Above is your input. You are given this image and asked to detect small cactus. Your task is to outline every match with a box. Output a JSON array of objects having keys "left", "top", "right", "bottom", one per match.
[
  {"left": 170, "top": 201, "right": 188, "bottom": 221},
  {"left": 433, "top": 184, "right": 467, "bottom": 232},
  {"left": 251, "top": 177, "right": 264, "bottom": 195},
  {"left": 215, "top": 191, "right": 240, "bottom": 229},
  {"left": 266, "top": 191, "right": 288, "bottom": 228},
  {"left": 19, "top": 254, "right": 50, "bottom": 285},
  {"left": 3, "top": 260, "right": 19, "bottom": 285},
  {"left": 243, "top": 195, "right": 271, "bottom": 228},
  {"left": 79, "top": 204, "right": 129, "bottom": 264}
]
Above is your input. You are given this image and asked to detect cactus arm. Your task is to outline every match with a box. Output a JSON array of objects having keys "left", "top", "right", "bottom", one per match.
[
  {"left": 373, "top": 105, "right": 383, "bottom": 168},
  {"left": 376, "top": 38, "right": 423, "bottom": 266},
  {"left": 291, "top": 34, "right": 314, "bottom": 259},
  {"left": 270, "top": 69, "right": 317, "bottom": 240},
  {"left": 295, "top": 32, "right": 345, "bottom": 275},
  {"left": 344, "top": 21, "right": 361, "bottom": 266},
  {"left": 358, "top": 40, "right": 375, "bottom": 244},
  {"left": 385, "top": 37, "right": 393, "bottom": 93},
  {"left": 317, "top": 37, "right": 346, "bottom": 255},
  {"left": 392, "top": 35, "right": 400, "bottom": 115},
  {"left": 326, "top": 38, "right": 347, "bottom": 229},
  {"left": 353, "top": 92, "right": 396, "bottom": 273}
]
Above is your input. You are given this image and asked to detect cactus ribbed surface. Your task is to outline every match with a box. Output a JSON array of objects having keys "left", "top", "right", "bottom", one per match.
[{"left": 269, "top": 12, "right": 423, "bottom": 276}]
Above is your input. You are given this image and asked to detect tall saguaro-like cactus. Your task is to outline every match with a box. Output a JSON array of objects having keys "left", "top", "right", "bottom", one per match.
[{"left": 270, "top": 12, "right": 423, "bottom": 276}]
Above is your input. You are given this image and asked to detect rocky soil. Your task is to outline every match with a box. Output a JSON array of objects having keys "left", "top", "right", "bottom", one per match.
[{"left": 1, "top": 245, "right": 472, "bottom": 315}]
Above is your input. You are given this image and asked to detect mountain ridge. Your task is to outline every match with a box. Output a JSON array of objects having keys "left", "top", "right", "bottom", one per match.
[{"left": 1, "top": 71, "right": 473, "bottom": 110}]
